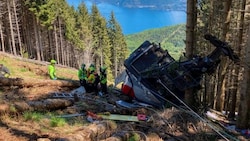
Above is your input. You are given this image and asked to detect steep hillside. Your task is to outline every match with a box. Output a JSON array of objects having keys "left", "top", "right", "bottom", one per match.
[
  {"left": 0, "top": 51, "right": 244, "bottom": 141},
  {"left": 125, "top": 24, "right": 186, "bottom": 59}
]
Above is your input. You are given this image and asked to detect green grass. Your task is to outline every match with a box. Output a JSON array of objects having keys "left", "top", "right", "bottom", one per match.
[
  {"left": 128, "top": 133, "right": 141, "bottom": 141},
  {"left": 23, "top": 111, "right": 43, "bottom": 122},
  {"left": 20, "top": 68, "right": 28, "bottom": 72},
  {"left": 0, "top": 53, "right": 78, "bottom": 80},
  {"left": 50, "top": 116, "right": 66, "bottom": 127}
]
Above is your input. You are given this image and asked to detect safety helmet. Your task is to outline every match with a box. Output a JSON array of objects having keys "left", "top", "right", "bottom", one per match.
[
  {"left": 90, "top": 64, "right": 95, "bottom": 68},
  {"left": 100, "top": 66, "right": 107, "bottom": 72},
  {"left": 81, "top": 63, "right": 86, "bottom": 68},
  {"left": 50, "top": 60, "right": 56, "bottom": 64},
  {"left": 89, "top": 66, "right": 95, "bottom": 73}
]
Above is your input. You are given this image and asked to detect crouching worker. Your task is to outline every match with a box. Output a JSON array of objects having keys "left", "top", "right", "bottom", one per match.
[
  {"left": 86, "top": 64, "right": 100, "bottom": 93},
  {"left": 99, "top": 66, "right": 108, "bottom": 95},
  {"left": 78, "top": 63, "right": 87, "bottom": 88},
  {"left": 0, "top": 64, "right": 10, "bottom": 78},
  {"left": 48, "top": 59, "right": 57, "bottom": 80}
]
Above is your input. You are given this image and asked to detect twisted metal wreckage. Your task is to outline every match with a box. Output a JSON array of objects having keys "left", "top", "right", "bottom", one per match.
[{"left": 117, "top": 33, "right": 240, "bottom": 108}]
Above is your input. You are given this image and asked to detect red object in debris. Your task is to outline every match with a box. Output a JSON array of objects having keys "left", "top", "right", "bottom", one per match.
[
  {"left": 137, "top": 114, "right": 147, "bottom": 121},
  {"left": 121, "top": 84, "right": 135, "bottom": 98},
  {"left": 87, "top": 111, "right": 102, "bottom": 120}
]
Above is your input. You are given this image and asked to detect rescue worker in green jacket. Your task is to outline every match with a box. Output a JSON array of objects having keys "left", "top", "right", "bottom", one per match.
[
  {"left": 78, "top": 63, "right": 87, "bottom": 88},
  {"left": 48, "top": 59, "right": 57, "bottom": 80},
  {"left": 99, "top": 66, "right": 107, "bottom": 95}
]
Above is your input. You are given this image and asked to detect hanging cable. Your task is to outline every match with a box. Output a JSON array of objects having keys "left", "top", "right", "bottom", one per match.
[{"left": 157, "top": 79, "right": 239, "bottom": 141}]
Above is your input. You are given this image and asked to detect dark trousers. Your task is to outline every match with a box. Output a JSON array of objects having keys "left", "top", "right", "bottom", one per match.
[
  {"left": 100, "top": 83, "right": 107, "bottom": 94},
  {"left": 80, "top": 79, "right": 86, "bottom": 86}
]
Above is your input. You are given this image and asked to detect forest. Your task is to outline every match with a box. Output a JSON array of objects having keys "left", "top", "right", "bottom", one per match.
[{"left": 0, "top": 0, "right": 250, "bottom": 140}]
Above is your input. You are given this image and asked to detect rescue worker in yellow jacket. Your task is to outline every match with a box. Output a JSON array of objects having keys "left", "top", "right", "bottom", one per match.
[
  {"left": 86, "top": 64, "right": 100, "bottom": 93},
  {"left": 100, "top": 66, "right": 107, "bottom": 95},
  {"left": 87, "top": 66, "right": 96, "bottom": 93},
  {"left": 48, "top": 60, "right": 57, "bottom": 80}
]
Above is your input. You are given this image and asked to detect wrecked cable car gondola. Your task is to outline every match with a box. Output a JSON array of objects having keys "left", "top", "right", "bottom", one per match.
[{"left": 117, "top": 34, "right": 239, "bottom": 108}]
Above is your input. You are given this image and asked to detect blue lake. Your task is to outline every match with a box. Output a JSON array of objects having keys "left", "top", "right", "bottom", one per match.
[{"left": 67, "top": 0, "right": 187, "bottom": 35}]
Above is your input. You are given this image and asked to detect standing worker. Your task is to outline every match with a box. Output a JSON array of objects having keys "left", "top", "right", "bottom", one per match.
[
  {"left": 99, "top": 66, "right": 107, "bottom": 95},
  {"left": 87, "top": 66, "right": 96, "bottom": 93},
  {"left": 78, "top": 63, "right": 87, "bottom": 88},
  {"left": 48, "top": 59, "right": 57, "bottom": 80},
  {"left": 0, "top": 64, "right": 10, "bottom": 78}
]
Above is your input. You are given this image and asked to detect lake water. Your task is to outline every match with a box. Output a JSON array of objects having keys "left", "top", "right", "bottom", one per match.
[{"left": 67, "top": 0, "right": 187, "bottom": 35}]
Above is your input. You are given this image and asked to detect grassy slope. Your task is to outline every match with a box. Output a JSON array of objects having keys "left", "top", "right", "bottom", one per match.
[{"left": 0, "top": 52, "right": 78, "bottom": 80}]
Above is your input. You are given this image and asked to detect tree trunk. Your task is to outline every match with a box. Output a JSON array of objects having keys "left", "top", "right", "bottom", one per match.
[
  {"left": 0, "top": 77, "right": 80, "bottom": 88},
  {"left": 0, "top": 99, "right": 74, "bottom": 114},
  {"left": 215, "top": 0, "right": 232, "bottom": 112},
  {"left": 7, "top": 0, "right": 17, "bottom": 55},
  {"left": 185, "top": 0, "right": 197, "bottom": 108},
  {"left": 12, "top": 0, "right": 22, "bottom": 56},
  {"left": 237, "top": 19, "right": 250, "bottom": 129},
  {"left": 228, "top": 0, "right": 246, "bottom": 119},
  {"left": 54, "top": 24, "right": 59, "bottom": 63},
  {"left": 0, "top": 23, "right": 5, "bottom": 52}
]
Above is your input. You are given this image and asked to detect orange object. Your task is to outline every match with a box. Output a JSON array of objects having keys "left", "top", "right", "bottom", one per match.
[{"left": 87, "top": 111, "right": 102, "bottom": 120}]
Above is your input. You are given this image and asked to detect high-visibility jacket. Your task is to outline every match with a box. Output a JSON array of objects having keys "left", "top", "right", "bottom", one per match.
[
  {"left": 87, "top": 66, "right": 95, "bottom": 77},
  {"left": 87, "top": 73, "right": 95, "bottom": 84},
  {"left": 100, "top": 72, "right": 107, "bottom": 84},
  {"left": 78, "top": 68, "right": 87, "bottom": 80},
  {"left": 48, "top": 64, "right": 56, "bottom": 79}
]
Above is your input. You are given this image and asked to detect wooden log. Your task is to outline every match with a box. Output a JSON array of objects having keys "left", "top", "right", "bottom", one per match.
[
  {"left": 65, "top": 121, "right": 111, "bottom": 141},
  {"left": 101, "top": 137, "right": 122, "bottom": 141},
  {"left": 0, "top": 99, "right": 74, "bottom": 114},
  {"left": 0, "top": 77, "right": 79, "bottom": 87}
]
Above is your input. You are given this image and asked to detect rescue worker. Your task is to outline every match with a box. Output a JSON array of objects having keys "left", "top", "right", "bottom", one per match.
[
  {"left": 99, "top": 66, "right": 107, "bottom": 95},
  {"left": 0, "top": 64, "right": 10, "bottom": 78},
  {"left": 86, "top": 66, "right": 96, "bottom": 93},
  {"left": 78, "top": 63, "right": 87, "bottom": 88},
  {"left": 86, "top": 63, "right": 100, "bottom": 93},
  {"left": 48, "top": 59, "right": 57, "bottom": 80},
  {"left": 87, "top": 63, "right": 95, "bottom": 77}
]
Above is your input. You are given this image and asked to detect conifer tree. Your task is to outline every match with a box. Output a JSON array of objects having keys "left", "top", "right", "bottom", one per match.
[
  {"left": 107, "top": 11, "right": 128, "bottom": 78},
  {"left": 75, "top": 2, "right": 93, "bottom": 67},
  {"left": 90, "top": 4, "right": 112, "bottom": 79}
]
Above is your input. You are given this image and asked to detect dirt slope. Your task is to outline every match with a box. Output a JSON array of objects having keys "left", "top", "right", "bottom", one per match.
[{"left": 0, "top": 52, "right": 247, "bottom": 141}]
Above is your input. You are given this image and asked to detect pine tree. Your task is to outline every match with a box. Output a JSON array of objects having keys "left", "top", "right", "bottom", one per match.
[
  {"left": 75, "top": 2, "right": 93, "bottom": 67},
  {"left": 90, "top": 4, "right": 111, "bottom": 71},
  {"left": 107, "top": 11, "right": 128, "bottom": 78}
]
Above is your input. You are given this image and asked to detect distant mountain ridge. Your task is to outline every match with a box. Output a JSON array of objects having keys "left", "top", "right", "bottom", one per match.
[{"left": 85, "top": 0, "right": 186, "bottom": 11}]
